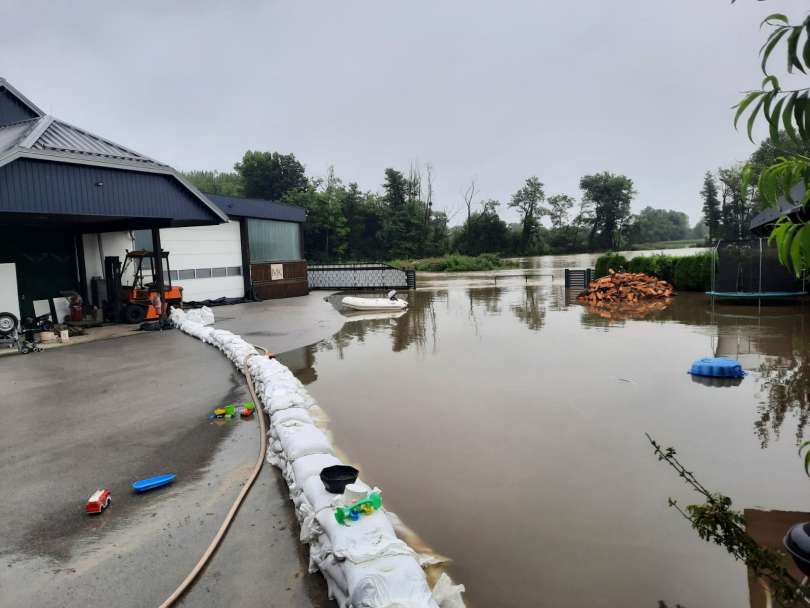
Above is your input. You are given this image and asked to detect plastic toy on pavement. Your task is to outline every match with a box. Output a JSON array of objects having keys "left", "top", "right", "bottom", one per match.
[{"left": 86, "top": 489, "right": 112, "bottom": 514}]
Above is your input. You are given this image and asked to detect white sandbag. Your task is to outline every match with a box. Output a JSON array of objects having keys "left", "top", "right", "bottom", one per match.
[
  {"left": 272, "top": 407, "right": 314, "bottom": 427},
  {"left": 431, "top": 574, "right": 466, "bottom": 608},
  {"left": 198, "top": 305, "right": 215, "bottom": 326},
  {"left": 344, "top": 555, "right": 439, "bottom": 608},
  {"left": 317, "top": 508, "right": 414, "bottom": 564},
  {"left": 302, "top": 475, "right": 371, "bottom": 514},
  {"left": 290, "top": 453, "right": 341, "bottom": 487},
  {"left": 277, "top": 421, "right": 334, "bottom": 460},
  {"left": 169, "top": 306, "right": 466, "bottom": 608}
]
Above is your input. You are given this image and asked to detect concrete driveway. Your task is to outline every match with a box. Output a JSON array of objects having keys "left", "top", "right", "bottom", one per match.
[{"left": 0, "top": 297, "right": 338, "bottom": 608}]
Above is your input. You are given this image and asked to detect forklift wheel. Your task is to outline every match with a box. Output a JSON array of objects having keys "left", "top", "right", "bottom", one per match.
[{"left": 124, "top": 304, "right": 147, "bottom": 324}]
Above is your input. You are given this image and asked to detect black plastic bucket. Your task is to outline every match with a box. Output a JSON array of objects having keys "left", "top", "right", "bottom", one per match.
[
  {"left": 784, "top": 522, "right": 810, "bottom": 577},
  {"left": 320, "top": 465, "right": 359, "bottom": 494}
]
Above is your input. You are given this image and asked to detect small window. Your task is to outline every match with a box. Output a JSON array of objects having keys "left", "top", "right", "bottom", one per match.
[
  {"left": 178, "top": 269, "right": 195, "bottom": 280},
  {"left": 169, "top": 270, "right": 178, "bottom": 281},
  {"left": 227, "top": 266, "right": 242, "bottom": 276},
  {"left": 211, "top": 267, "right": 227, "bottom": 278},
  {"left": 195, "top": 268, "right": 212, "bottom": 279}
]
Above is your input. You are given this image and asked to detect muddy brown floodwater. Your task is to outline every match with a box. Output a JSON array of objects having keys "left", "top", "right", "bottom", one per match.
[{"left": 279, "top": 252, "right": 810, "bottom": 608}]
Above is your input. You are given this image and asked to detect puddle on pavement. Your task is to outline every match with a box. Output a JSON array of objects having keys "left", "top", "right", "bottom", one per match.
[{"left": 277, "top": 257, "right": 810, "bottom": 608}]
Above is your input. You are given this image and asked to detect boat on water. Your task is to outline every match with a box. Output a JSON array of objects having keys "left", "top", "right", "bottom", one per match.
[
  {"left": 341, "top": 290, "right": 408, "bottom": 311},
  {"left": 132, "top": 473, "right": 176, "bottom": 493}
]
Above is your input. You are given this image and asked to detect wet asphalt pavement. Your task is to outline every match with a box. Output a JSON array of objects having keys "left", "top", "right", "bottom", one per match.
[{"left": 0, "top": 294, "right": 342, "bottom": 608}]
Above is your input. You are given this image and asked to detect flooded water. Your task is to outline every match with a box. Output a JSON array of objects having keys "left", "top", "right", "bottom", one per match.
[{"left": 279, "top": 251, "right": 810, "bottom": 608}]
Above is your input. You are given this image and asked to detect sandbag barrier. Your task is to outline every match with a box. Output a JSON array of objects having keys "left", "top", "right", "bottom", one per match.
[{"left": 170, "top": 307, "right": 465, "bottom": 608}]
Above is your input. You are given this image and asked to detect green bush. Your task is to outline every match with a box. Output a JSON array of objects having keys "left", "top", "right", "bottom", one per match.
[
  {"left": 671, "top": 252, "right": 713, "bottom": 291},
  {"left": 390, "top": 253, "right": 518, "bottom": 272},
  {"left": 627, "top": 255, "right": 677, "bottom": 283},
  {"left": 595, "top": 252, "right": 712, "bottom": 291},
  {"left": 595, "top": 253, "right": 628, "bottom": 278}
]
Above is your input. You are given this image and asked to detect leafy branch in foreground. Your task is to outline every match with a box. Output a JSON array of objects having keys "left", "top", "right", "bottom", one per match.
[
  {"left": 731, "top": 4, "right": 810, "bottom": 275},
  {"left": 645, "top": 433, "right": 808, "bottom": 607}
]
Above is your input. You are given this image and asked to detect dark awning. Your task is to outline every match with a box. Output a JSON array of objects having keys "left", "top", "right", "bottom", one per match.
[
  {"left": 206, "top": 193, "right": 306, "bottom": 223},
  {"left": 749, "top": 182, "right": 809, "bottom": 236}
]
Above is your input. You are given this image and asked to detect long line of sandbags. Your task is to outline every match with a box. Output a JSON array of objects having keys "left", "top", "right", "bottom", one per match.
[{"left": 170, "top": 307, "right": 465, "bottom": 608}]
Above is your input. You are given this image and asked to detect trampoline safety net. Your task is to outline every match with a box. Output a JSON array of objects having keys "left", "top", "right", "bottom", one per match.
[{"left": 712, "top": 238, "right": 805, "bottom": 294}]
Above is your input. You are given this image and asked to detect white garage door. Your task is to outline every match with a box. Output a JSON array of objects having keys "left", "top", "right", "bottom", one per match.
[{"left": 159, "top": 221, "right": 244, "bottom": 302}]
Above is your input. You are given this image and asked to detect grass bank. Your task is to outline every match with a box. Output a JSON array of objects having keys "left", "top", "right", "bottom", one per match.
[
  {"left": 595, "top": 251, "right": 713, "bottom": 291},
  {"left": 628, "top": 239, "right": 704, "bottom": 251},
  {"left": 390, "top": 253, "right": 519, "bottom": 272}
]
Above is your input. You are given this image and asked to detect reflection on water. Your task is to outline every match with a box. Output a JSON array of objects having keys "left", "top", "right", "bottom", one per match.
[{"left": 279, "top": 280, "right": 810, "bottom": 608}]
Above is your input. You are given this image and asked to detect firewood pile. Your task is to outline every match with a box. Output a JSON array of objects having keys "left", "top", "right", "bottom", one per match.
[{"left": 577, "top": 270, "right": 674, "bottom": 304}]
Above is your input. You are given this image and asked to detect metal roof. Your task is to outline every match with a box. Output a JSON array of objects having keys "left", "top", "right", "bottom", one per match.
[
  {"left": 0, "top": 114, "right": 168, "bottom": 170},
  {"left": 749, "top": 182, "right": 808, "bottom": 236},
  {"left": 0, "top": 78, "right": 228, "bottom": 223},
  {"left": 206, "top": 193, "right": 306, "bottom": 223},
  {"left": 0, "top": 119, "right": 37, "bottom": 155},
  {"left": 31, "top": 118, "right": 167, "bottom": 167}
]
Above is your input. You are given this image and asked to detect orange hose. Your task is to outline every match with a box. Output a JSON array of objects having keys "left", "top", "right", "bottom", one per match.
[{"left": 158, "top": 359, "right": 266, "bottom": 607}]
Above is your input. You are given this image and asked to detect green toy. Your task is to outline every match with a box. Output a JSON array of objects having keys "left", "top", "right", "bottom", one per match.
[
  {"left": 224, "top": 404, "right": 236, "bottom": 416},
  {"left": 334, "top": 491, "right": 382, "bottom": 525},
  {"left": 244, "top": 402, "right": 255, "bottom": 411}
]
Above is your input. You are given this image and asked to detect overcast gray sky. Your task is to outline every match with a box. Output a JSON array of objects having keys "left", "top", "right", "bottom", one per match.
[{"left": 3, "top": 0, "right": 808, "bottom": 226}]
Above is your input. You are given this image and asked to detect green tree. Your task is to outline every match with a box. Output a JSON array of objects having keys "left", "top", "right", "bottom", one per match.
[
  {"left": 454, "top": 200, "right": 510, "bottom": 255},
  {"left": 692, "top": 220, "right": 708, "bottom": 241},
  {"left": 718, "top": 166, "right": 751, "bottom": 241},
  {"left": 381, "top": 168, "right": 418, "bottom": 258},
  {"left": 700, "top": 171, "right": 722, "bottom": 242},
  {"left": 579, "top": 172, "right": 635, "bottom": 250},
  {"left": 629, "top": 207, "right": 691, "bottom": 244},
  {"left": 508, "top": 176, "right": 547, "bottom": 253},
  {"left": 283, "top": 169, "right": 349, "bottom": 262},
  {"left": 547, "top": 194, "right": 575, "bottom": 230},
  {"left": 731, "top": 4, "right": 810, "bottom": 274},
  {"left": 181, "top": 170, "right": 243, "bottom": 196},
  {"left": 234, "top": 151, "right": 308, "bottom": 200}
]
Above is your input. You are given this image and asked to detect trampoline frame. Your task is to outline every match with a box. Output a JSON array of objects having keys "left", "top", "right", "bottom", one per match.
[{"left": 708, "top": 238, "right": 807, "bottom": 308}]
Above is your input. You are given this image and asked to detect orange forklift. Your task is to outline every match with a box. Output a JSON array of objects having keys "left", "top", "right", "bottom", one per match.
[{"left": 108, "top": 250, "right": 183, "bottom": 324}]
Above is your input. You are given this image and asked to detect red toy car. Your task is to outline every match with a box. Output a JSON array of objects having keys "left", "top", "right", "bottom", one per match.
[{"left": 86, "top": 489, "right": 111, "bottom": 514}]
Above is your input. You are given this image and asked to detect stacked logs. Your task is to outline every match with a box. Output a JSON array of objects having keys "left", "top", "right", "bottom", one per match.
[{"left": 577, "top": 270, "right": 674, "bottom": 304}]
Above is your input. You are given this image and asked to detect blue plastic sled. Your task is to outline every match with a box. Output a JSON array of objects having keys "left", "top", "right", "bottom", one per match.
[{"left": 132, "top": 473, "right": 177, "bottom": 493}]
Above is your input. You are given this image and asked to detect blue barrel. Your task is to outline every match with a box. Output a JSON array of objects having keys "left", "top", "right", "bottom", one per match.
[{"left": 688, "top": 357, "right": 745, "bottom": 379}]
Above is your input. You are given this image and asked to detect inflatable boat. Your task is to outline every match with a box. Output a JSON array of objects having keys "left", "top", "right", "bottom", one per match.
[{"left": 341, "top": 291, "right": 408, "bottom": 311}]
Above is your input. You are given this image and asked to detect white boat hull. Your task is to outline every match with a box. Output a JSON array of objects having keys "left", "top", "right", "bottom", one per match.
[{"left": 341, "top": 296, "right": 409, "bottom": 311}]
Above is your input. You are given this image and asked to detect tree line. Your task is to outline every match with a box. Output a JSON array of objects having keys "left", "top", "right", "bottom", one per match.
[
  {"left": 184, "top": 151, "right": 699, "bottom": 262},
  {"left": 700, "top": 134, "right": 810, "bottom": 243}
]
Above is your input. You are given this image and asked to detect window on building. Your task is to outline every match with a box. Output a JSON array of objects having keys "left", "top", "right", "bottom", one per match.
[
  {"left": 178, "top": 269, "right": 195, "bottom": 280},
  {"left": 195, "top": 268, "right": 212, "bottom": 278},
  {"left": 211, "top": 267, "right": 227, "bottom": 277},
  {"left": 247, "top": 219, "right": 301, "bottom": 262},
  {"left": 133, "top": 229, "right": 153, "bottom": 251},
  {"left": 227, "top": 266, "right": 242, "bottom": 276}
]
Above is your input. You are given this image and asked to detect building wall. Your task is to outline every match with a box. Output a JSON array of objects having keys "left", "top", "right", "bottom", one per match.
[
  {"left": 158, "top": 221, "right": 244, "bottom": 301},
  {"left": 0, "top": 88, "right": 37, "bottom": 126},
  {"left": 0, "top": 159, "right": 214, "bottom": 221}
]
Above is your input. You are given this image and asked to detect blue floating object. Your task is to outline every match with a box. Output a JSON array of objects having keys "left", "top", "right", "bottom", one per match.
[
  {"left": 688, "top": 357, "right": 745, "bottom": 379},
  {"left": 132, "top": 473, "right": 177, "bottom": 493}
]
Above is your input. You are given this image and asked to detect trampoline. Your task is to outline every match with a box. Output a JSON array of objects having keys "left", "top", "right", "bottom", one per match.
[{"left": 707, "top": 238, "right": 807, "bottom": 302}]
